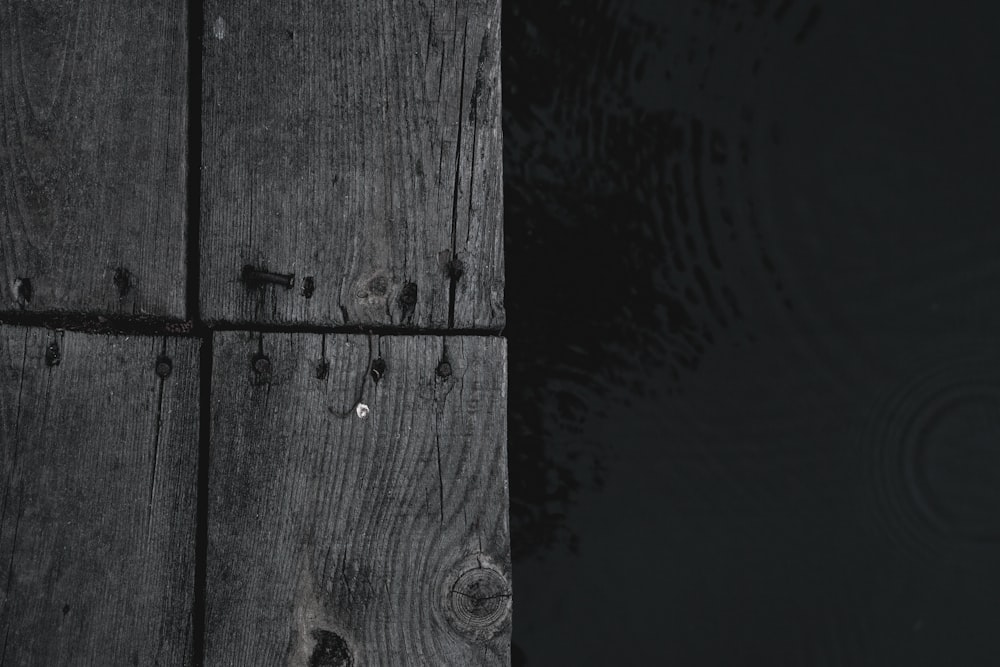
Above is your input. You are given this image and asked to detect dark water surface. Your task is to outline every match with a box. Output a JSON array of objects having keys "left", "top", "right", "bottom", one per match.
[{"left": 503, "top": 1, "right": 1000, "bottom": 664}]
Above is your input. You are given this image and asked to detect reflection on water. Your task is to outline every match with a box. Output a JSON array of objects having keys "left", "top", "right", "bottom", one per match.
[{"left": 505, "top": 0, "right": 1000, "bottom": 663}]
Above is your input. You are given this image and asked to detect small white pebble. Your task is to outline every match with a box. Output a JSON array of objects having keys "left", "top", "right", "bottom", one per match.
[{"left": 355, "top": 403, "right": 370, "bottom": 419}]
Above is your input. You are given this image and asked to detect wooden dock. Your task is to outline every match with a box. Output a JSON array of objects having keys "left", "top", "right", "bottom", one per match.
[{"left": 1, "top": 1, "right": 508, "bottom": 665}]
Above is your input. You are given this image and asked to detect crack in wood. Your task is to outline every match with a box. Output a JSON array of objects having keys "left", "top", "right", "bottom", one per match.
[{"left": 447, "top": 18, "right": 470, "bottom": 330}]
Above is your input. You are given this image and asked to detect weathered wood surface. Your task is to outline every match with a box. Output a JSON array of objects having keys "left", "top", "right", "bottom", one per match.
[
  {"left": 0, "top": 2, "right": 189, "bottom": 318},
  {"left": 0, "top": 326, "right": 199, "bottom": 664},
  {"left": 207, "top": 332, "right": 510, "bottom": 665},
  {"left": 201, "top": 0, "right": 504, "bottom": 330}
]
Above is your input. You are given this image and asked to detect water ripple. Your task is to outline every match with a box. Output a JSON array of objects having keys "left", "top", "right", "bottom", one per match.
[{"left": 856, "top": 353, "right": 1000, "bottom": 566}]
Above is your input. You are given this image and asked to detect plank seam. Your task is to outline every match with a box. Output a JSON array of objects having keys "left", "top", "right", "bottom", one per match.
[
  {"left": 186, "top": 0, "right": 204, "bottom": 322},
  {"left": 0, "top": 312, "right": 503, "bottom": 337},
  {"left": 447, "top": 18, "right": 470, "bottom": 329},
  {"left": 191, "top": 333, "right": 212, "bottom": 666}
]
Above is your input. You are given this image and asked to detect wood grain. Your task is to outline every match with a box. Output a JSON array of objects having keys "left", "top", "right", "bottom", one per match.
[
  {"left": 0, "top": 1, "right": 189, "bottom": 318},
  {"left": 0, "top": 326, "right": 199, "bottom": 664},
  {"left": 201, "top": 0, "right": 503, "bottom": 330},
  {"left": 206, "top": 332, "right": 510, "bottom": 665}
]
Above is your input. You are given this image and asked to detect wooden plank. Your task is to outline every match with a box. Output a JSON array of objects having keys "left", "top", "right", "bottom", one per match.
[
  {"left": 201, "top": 0, "right": 504, "bottom": 330},
  {"left": 206, "top": 332, "right": 510, "bottom": 665},
  {"left": 0, "top": 326, "right": 199, "bottom": 664},
  {"left": 0, "top": 1, "right": 188, "bottom": 318}
]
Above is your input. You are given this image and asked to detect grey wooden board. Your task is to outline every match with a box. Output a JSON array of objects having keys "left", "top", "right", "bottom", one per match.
[
  {"left": 207, "top": 332, "right": 510, "bottom": 666},
  {"left": 0, "top": 326, "right": 199, "bottom": 665},
  {"left": 0, "top": 1, "right": 188, "bottom": 318},
  {"left": 201, "top": 0, "right": 504, "bottom": 330}
]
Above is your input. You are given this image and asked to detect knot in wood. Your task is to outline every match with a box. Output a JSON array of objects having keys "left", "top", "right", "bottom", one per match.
[
  {"left": 436, "top": 360, "right": 452, "bottom": 378},
  {"left": 444, "top": 560, "right": 512, "bottom": 642},
  {"left": 367, "top": 275, "right": 388, "bottom": 297},
  {"left": 309, "top": 629, "right": 353, "bottom": 667}
]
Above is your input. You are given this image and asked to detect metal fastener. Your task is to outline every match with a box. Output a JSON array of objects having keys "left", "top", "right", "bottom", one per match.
[
  {"left": 252, "top": 354, "right": 272, "bottom": 375},
  {"left": 155, "top": 356, "right": 173, "bottom": 379}
]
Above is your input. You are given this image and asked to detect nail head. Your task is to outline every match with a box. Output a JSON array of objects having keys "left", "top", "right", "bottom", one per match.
[
  {"left": 253, "top": 354, "right": 272, "bottom": 375},
  {"left": 155, "top": 356, "right": 173, "bottom": 379}
]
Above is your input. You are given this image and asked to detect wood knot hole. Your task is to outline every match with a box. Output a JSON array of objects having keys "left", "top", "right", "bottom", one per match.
[
  {"left": 397, "top": 282, "right": 418, "bottom": 321},
  {"left": 45, "top": 341, "right": 61, "bottom": 367},
  {"left": 13, "top": 277, "right": 32, "bottom": 307},
  {"left": 369, "top": 358, "right": 386, "bottom": 383},
  {"left": 309, "top": 629, "right": 353, "bottom": 667},
  {"left": 113, "top": 267, "right": 133, "bottom": 298}
]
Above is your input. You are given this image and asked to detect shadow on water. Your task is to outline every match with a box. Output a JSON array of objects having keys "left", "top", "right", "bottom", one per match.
[{"left": 505, "top": 0, "right": 1000, "bottom": 664}]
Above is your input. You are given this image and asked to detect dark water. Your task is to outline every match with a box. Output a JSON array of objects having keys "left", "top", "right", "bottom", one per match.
[{"left": 503, "top": 1, "right": 1000, "bottom": 664}]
